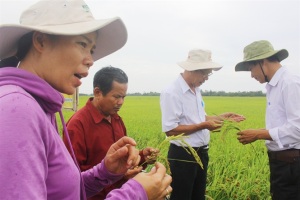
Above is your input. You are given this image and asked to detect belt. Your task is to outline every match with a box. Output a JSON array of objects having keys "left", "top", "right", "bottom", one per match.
[
  {"left": 194, "top": 145, "right": 209, "bottom": 150},
  {"left": 193, "top": 145, "right": 209, "bottom": 153},
  {"left": 170, "top": 143, "right": 209, "bottom": 151},
  {"left": 267, "top": 149, "right": 300, "bottom": 163}
]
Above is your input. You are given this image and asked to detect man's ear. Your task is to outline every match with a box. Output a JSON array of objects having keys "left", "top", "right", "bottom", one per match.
[
  {"left": 32, "top": 32, "right": 46, "bottom": 52},
  {"left": 93, "top": 87, "right": 103, "bottom": 97}
]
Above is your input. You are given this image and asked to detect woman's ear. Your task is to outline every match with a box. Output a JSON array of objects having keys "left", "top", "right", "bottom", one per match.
[{"left": 32, "top": 32, "right": 46, "bottom": 52}]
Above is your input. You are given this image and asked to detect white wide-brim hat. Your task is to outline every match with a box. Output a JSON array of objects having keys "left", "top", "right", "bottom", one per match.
[
  {"left": 0, "top": 0, "right": 127, "bottom": 62},
  {"left": 178, "top": 49, "right": 222, "bottom": 71}
]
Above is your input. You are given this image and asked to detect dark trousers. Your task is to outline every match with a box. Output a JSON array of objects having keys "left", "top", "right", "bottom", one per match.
[
  {"left": 268, "top": 153, "right": 300, "bottom": 200},
  {"left": 168, "top": 143, "right": 209, "bottom": 200}
]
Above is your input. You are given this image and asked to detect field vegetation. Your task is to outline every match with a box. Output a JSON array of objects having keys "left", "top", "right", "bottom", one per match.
[{"left": 59, "top": 96, "right": 270, "bottom": 200}]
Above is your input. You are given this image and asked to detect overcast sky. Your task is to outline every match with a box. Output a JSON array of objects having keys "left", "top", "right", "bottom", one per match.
[{"left": 1, "top": 0, "right": 299, "bottom": 94}]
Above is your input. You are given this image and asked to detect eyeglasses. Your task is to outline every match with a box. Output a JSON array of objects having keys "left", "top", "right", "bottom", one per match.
[
  {"left": 194, "top": 70, "right": 213, "bottom": 77},
  {"left": 205, "top": 72, "right": 213, "bottom": 77},
  {"left": 201, "top": 71, "right": 213, "bottom": 77}
]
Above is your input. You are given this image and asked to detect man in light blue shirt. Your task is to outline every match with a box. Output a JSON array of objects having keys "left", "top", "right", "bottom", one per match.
[
  {"left": 160, "top": 49, "right": 245, "bottom": 200},
  {"left": 235, "top": 40, "right": 300, "bottom": 200}
]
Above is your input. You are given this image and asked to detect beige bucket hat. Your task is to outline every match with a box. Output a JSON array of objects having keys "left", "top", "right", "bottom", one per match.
[
  {"left": 235, "top": 40, "right": 288, "bottom": 71},
  {"left": 177, "top": 49, "right": 222, "bottom": 71},
  {"left": 0, "top": 0, "right": 127, "bottom": 62}
]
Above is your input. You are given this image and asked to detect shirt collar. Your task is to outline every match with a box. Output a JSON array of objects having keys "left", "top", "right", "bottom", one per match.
[
  {"left": 267, "top": 66, "right": 286, "bottom": 87},
  {"left": 86, "top": 97, "right": 120, "bottom": 124},
  {"left": 178, "top": 74, "right": 192, "bottom": 94}
]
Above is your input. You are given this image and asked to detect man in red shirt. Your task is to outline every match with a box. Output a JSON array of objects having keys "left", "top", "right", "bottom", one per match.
[{"left": 63, "top": 66, "right": 157, "bottom": 200}]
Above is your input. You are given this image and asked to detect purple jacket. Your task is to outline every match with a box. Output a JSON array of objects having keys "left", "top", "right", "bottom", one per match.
[{"left": 0, "top": 67, "right": 147, "bottom": 200}]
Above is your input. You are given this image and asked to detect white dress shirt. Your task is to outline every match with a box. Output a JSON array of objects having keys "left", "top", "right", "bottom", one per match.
[
  {"left": 160, "top": 74, "right": 209, "bottom": 147},
  {"left": 266, "top": 66, "right": 300, "bottom": 151}
]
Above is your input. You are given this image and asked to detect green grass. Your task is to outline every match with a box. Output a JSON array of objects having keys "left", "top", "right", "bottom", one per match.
[{"left": 58, "top": 96, "right": 270, "bottom": 200}]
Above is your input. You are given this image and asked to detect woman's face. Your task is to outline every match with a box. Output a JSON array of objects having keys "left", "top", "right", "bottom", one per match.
[{"left": 40, "top": 32, "right": 97, "bottom": 95}]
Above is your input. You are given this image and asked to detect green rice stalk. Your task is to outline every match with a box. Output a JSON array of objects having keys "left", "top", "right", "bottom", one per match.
[
  {"left": 213, "top": 119, "right": 241, "bottom": 141},
  {"left": 140, "top": 133, "right": 204, "bottom": 174},
  {"left": 176, "top": 139, "right": 204, "bottom": 169}
]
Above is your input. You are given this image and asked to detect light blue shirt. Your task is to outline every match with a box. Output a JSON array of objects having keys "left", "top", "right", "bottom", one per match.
[
  {"left": 266, "top": 66, "right": 300, "bottom": 151},
  {"left": 160, "top": 74, "right": 209, "bottom": 147}
]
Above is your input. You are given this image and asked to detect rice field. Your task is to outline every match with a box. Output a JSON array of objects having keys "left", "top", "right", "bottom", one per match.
[{"left": 59, "top": 96, "right": 270, "bottom": 200}]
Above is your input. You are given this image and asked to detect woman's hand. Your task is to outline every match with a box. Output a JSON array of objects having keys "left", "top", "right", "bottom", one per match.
[
  {"left": 104, "top": 136, "right": 140, "bottom": 175},
  {"left": 123, "top": 166, "right": 143, "bottom": 180},
  {"left": 123, "top": 147, "right": 160, "bottom": 179},
  {"left": 133, "top": 162, "right": 172, "bottom": 200}
]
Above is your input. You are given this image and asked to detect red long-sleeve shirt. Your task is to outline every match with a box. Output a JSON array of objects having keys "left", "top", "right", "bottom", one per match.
[{"left": 63, "top": 97, "right": 127, "bottom": 200}]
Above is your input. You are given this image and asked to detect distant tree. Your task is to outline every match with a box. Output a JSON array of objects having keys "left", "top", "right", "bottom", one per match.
[
  {"left": 127, "top": 92, "right": 142, "bottom": 96},
  {"left": 201, "top": 90, "right": 265, "bottom": 97},
  {"left": 79, "top": 93, "right": 91, "bottom": 96},
  {"left": 80, "top": 91, "right": 266, "bottom": 97},
  {"left": 127, "top": 92, "right": 160, "bottom": 96}
]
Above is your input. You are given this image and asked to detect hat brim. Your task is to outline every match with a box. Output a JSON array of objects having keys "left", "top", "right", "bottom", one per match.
[
  {"left": 235, "top": 49, "right": 288, "bottom": 71},
  {"left": 0, "top": 17, "right": 127, "bottom": 61},
  {"left": 177, "top": 61, "right": 222, "bottom": 71}
]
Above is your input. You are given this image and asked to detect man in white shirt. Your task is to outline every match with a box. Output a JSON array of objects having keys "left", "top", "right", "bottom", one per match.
[
  {"left": 235, "top": 40, "right": 300, "bottom": 200},
  {"left": 160, "top": 49, "right": 245, "bottom": 200}
]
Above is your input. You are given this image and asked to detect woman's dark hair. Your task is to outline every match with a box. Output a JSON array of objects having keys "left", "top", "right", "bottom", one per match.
[
  {"left": 0, "top": 32, "right": 58, "bottom": 68},
  {"left": 0, "top": 32, "right": 33, "bottom": 68},
  {"left": 93, "top": 66, "right": 128, "bottom": 96}
]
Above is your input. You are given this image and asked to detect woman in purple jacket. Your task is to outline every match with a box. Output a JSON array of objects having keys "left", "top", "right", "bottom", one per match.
[{"left": 0, "top": 0, "right": 172, "bottom": 199}]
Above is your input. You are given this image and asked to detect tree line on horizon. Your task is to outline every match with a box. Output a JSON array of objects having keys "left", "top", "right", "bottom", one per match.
[{"left": 79, "top": 90, "right": 265, "bottom": 97}]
